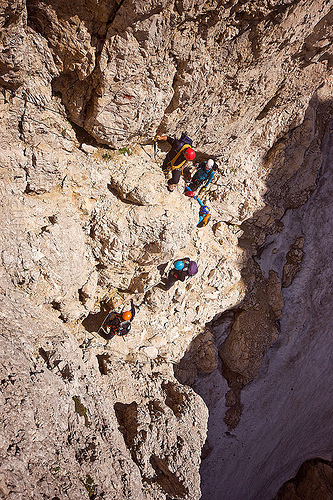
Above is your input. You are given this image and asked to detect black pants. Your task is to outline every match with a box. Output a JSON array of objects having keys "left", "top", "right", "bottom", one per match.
[
  {"left": 160, "top": 272, "right": 178, "bottom": 291},
  {"left": 168, "top": 169, "right": 182, "bottom": 186},
  {"left": 189, "top": 178, "right": 203, "bottom": 191},
  {"left": 103, "top": 330, "right": 116, "bottom": 340},
  {"left": 162, "top": 157, "right": 169, "bottom": 171}
]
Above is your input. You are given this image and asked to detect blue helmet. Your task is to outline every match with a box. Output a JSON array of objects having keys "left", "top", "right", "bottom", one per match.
[
  {"left": 174, "top": 261, "right": 185, "bottom": 271},
  {"left": 200, "top": 205, "right": 210, "bottom": 215}
]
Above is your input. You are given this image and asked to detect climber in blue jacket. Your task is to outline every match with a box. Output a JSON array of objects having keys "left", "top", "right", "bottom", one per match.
[
  {"left": 188, "top": 159, "right": 216, "bottom": 194},
  {"left": 184, "top": 187, "right": 211, "bottom": 227}
]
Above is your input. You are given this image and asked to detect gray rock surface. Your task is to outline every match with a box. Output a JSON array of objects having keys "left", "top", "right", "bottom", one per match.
[{"left": 196, "top": 123, "right": 333, "bottom": 500}]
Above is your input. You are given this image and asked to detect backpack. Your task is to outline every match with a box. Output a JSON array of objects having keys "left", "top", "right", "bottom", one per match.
[
  {"left": 118, "top": 321, "right": 131, "bottom": 336},
  {"left": 197, "top": 214, "right": 211, "bottom": 228},
  {"left": 105, "top": 312, "right": 121, "bottom": 328},
  {"left": 179, "top": 132, "right": 193, "bottom": 147},
  {"left": 188, "top": 261, "right": 198, "bottom": 276},
  {"left": 165, "top": 133, "right": 193, "bottom": 171}
]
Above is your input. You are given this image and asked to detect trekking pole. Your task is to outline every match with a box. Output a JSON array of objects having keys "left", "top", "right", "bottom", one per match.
[
  {"left": 136, "top": 280, "right": 162, "bottom": 296},
  {"left": 153, "top": 137, "right": 158, "bottom": 160},
  {"left": 97, "top": 316, "right": 109, "bottom": 335},
  {"left": 139, "top": 143, "right": 152, "bottom": 158}
]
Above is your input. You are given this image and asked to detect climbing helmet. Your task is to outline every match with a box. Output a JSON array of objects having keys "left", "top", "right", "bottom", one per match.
[
  {"left": 184, "top": 148, "right": 195, "bottom": 161},
  {"left": 122, "top": 311, "right": 132, "bottom": 321}
]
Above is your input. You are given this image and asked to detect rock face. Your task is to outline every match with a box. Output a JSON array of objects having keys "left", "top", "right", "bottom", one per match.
[
  {"left": 0, "top": 289, "right": 207, "bottom": 499},
  {"left": 195, "top": 119, "right": 333, "bottom": 500},
  {"left": 1, "top": 1, "right": 333, "bottom": 499},
  {"left": 275, "top": 459, "right": 333, "bottom": 500}
]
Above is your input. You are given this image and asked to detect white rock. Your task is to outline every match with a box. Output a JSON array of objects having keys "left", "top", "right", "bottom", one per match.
[{"left": 81, "top": 143, "right": 98, "bottom": 154}]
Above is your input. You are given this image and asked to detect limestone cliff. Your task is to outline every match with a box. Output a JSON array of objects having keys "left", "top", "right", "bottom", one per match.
[{"left": 1, "top": 1, "right": 333, "bottom": 499}]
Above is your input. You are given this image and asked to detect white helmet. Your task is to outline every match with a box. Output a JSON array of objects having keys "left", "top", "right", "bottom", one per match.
[{"left": 207, "top": 159, "right": 214, "bottom": 168}]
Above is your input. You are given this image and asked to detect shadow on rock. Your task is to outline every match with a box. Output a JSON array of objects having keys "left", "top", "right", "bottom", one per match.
[{"left": 81, "top": 308, "right": 108, "bottom": 333}]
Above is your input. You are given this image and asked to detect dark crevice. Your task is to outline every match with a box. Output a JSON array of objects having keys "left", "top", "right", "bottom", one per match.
[
  {"left": 96, "top": 354, "right": 110, "bottom": 375},
  {"left": 24, "top": 182, "right": 33, "bottom": 195},
  {"left": 48, "top": 215, "right": 57, "bottom": 224},
  {"left": 51, "top": 300, "right": 61, "bottom": 311},
  {"left": 256, "top": 83, "right": 285, "bottom": 121},
  {"left": 78, "top": 287, "right": 89, "bottom": 306},
  {"left": 38, "top": 347, "right": 61, "bottom": 371},
  {"left": 39, "top": 225, "right": 50, "bottom": 235},
  {"left": 149, "top": 455, "right": 189, "bottom": 498},
  {"left": 161, "top": 381, "right": 187, "bottom": 418},
  {"left": 107, "top": 0, "right": 126, "bottom": 26},
  {"left": 114, "top": 401, "right": 139, "bottom": 464},
  {"left": 18, "top": 96, "right": 27, "bottom": 141},
  {"left": 95, "top": 262, "right": 107, "bottom": 270},
  {"left": 106, "top": 184, "right": 145, "bottom": 206},
  {"left": 81, "top": 300, "right": 110, "bottom": 333},
  {"left": 62, "top": 117, "right": 100, "bottom": 147}
]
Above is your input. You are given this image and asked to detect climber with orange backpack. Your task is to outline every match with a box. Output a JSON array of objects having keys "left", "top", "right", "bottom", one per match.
[
  {"left": 156, "top": 133, "right": 196, "bottom": 192},
  {"left": 196, "top": 198, "right": 211, "bottom": 227},
  {"left": 100, "top": 299, "right": 136, "bottom": 339},
  {"left": 185, "top": 187, "right": 211, "bottom": 227}
]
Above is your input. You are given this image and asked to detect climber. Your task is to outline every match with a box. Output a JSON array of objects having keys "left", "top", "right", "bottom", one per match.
[
  {"left": 185, "top": 187, "right": 211, "bottom": 227},
  {"left": 196, "top": 197, "right": 211, "bottom": 228},
  {"left": 186, "top": 158, "right": 216, "bottom": 194},
  {"left": 101, "top": 299, "right": 136, "bottom": 339},
  {"left": 156, "top": 133, "right": 196, "bottom": 192},
  {"left": 160, "top": 258, "right": 198, "bottom": 290}
]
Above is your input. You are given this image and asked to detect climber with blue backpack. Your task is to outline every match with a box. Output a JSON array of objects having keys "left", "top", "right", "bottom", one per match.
[
  {"left": 156, "top": 133, "right": 196, "bottom": 192},
  {"left": 160, "top": 258, "right": 198, "bottom": 290},
  {"left": 187, "top": 158, "right": 217, "bottom": 195}
]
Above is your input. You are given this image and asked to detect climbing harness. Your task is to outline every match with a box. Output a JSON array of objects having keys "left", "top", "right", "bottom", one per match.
[{"left": 164, "top": 144, "right": 192, "bottom": 173}]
